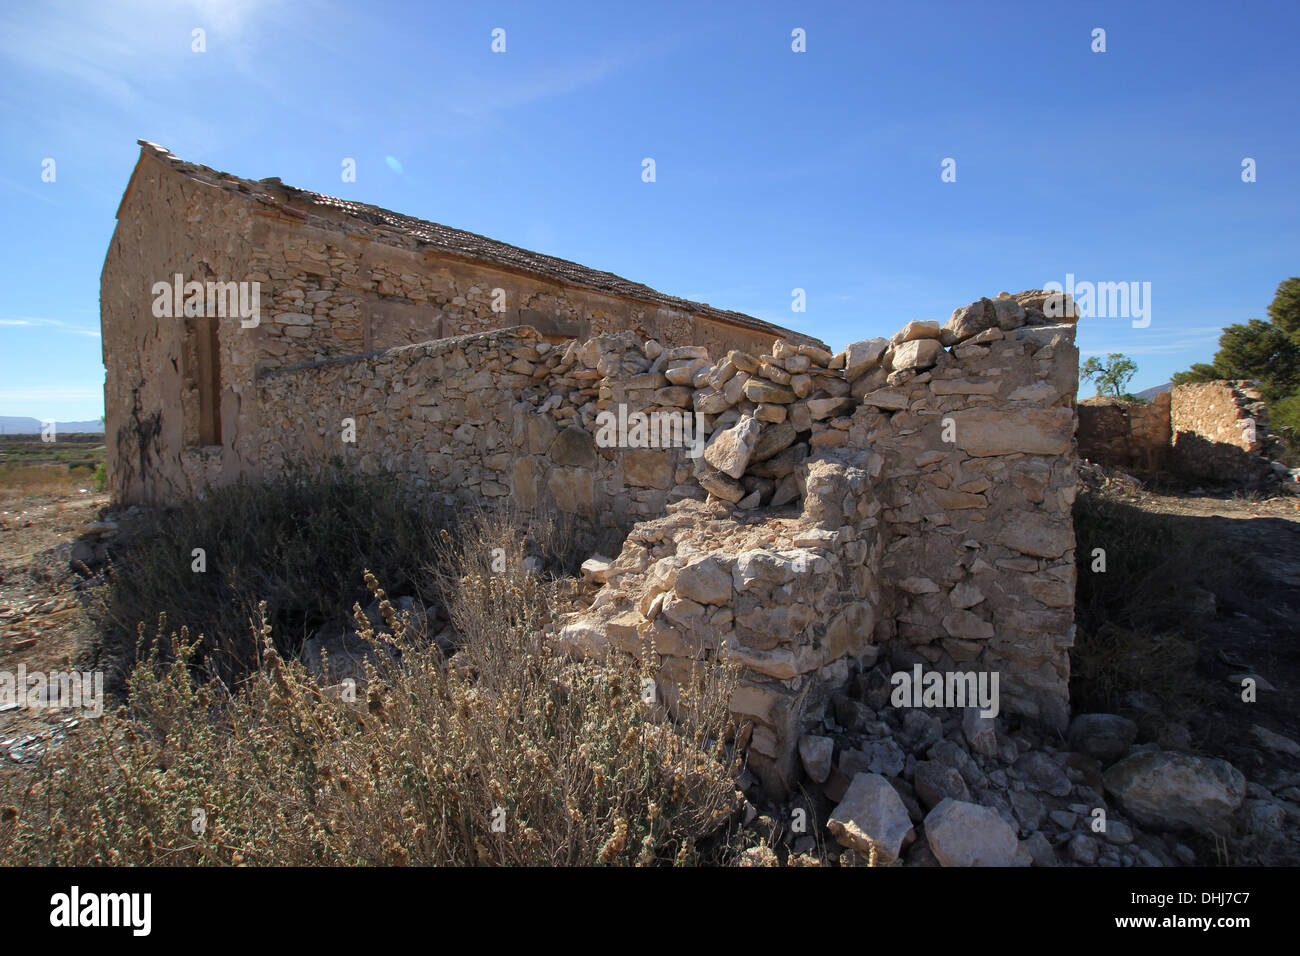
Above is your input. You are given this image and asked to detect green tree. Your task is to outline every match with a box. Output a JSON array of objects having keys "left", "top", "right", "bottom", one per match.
[
  {"left": 1175, "top": 278, "right": 1300, "bottom": 462},
  {"left": 1213, "top": 319, "right": 1300, "bottom": 401},
  {"left": 1080, "top": 353, "right": 1138, "bottom": 398},
  {"left": 1267, "top": 277, "right": 1300, "bottom": 338},
  {"left": 1177, "top": 316, "right": 1300, "bottom": 403},
  {"left": 1171, "top": 278, "right": 1300, "bottom": 401},
  {"left": 1170, "top": 363, "right": 1221, "bottom": 387}
]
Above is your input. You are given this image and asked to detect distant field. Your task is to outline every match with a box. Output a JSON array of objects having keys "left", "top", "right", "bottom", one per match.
[{"left": 0, "top": 433, "right": 106, "bottom": 494}]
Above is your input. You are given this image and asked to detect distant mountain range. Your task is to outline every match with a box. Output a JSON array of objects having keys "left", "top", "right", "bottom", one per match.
[
  {"left": 0, "top": 416, "right": 104, "bottom": 434},
  {"left": 1134, "top": 383, "right": 1173, "bottom": 400}
]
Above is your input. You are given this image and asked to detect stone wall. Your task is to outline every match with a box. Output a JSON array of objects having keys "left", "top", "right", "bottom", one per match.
[
  {"left": 1077, "top": 394, "right": 1171, "bottom": 474},
  {"left": 254, "top": 326, "right": 715, "bottom": 533},
  {"left": 556, "top": 291, "right": 1081, "bottom": 795},
  {"left": 1074, "top": 381, "right": 1286, "bottom": 488},
  {"left": 1170, "top": 381, "right": 1280, "bottom": 487}
]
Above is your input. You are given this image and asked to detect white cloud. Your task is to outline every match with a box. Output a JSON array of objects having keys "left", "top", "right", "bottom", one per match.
[
  {"left": 0, "top": 316, "right": 100, "bottom": 337},
  {"left": 0, "top": 386, "right": 103, "bottom": 402}
]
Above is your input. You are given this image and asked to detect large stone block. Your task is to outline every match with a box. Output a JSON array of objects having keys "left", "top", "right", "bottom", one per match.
[
  {"left": 828, "top": 773, "right": 914, "bottom": 863},
  {"left": 844, "top": 338, "right": 889, "bottom": 380},
  {"left": 1102, "top": 750, "right": 1246, "bottom": 835},
  {"left": 924, "top": 798, "right": 1027, "bottom": 867},
  {"left": 623, "top": 449, "right": 675, "bottom": 489},
  {"left": 547, "top": 466, "right": 594, "bottom": 515},
  {"left": 703, "top": 415, "right": 760, "bottom": 478},
  {"left": 549, "top": 426, "right": 597, "bottom": 467},
  {"left": 948, "top": 406, "right": 1074, "bottom": 457},
  {"left": 889, "top": 338, "right": 942, "bottom": 371}
]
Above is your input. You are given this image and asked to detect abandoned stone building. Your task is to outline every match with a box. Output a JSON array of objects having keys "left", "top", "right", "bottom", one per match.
[
  {"left": 101, "top": 141, "right": 819, "bottom": 505},
  {"left": 102, "top": 142, "right": 1093, "bottom": 796}
]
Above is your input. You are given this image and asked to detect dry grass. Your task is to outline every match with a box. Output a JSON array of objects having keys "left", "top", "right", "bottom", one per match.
[
  {"left": 1070, "top": 489, "right": 1249, "bottom": 728},
  {"left": 0, "top": 509, "right": 745, "bottom": 866},
  {"left": 0, "top": 463, "right": 98, "bottom": 496}
]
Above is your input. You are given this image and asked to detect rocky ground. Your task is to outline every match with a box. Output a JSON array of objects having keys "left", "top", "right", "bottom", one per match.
[
  {"left": 731, "top": 468, "right": 1300, "bottom": 866},
  {"left": 737, "top": 662, "right": 1298, "bottom": 867}
]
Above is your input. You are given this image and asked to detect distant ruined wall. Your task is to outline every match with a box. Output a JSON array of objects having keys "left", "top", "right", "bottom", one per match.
[
  {"left": 1077, "top": 394, "right": 1171, "bottom": 473},
  {"left": 1076, "top": 381, "right": 1283, "bottom": 488}
]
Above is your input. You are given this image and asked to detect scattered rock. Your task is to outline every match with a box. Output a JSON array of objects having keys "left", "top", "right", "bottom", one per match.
[
  {"left": 1252, "top": 725, "right": 1300, "bottom": 757},
  {"left": 1015, "top": 751, "right": 1073, "bottom": 797},
  {"left": 827, "top": 773, "right": 915, "bottom": 864},
  {"left": 1068, "top": 713, "right": 1138, "bottom": 765},
  {"left": 799, "top": 734, "right": 834, "bottom": 784},
  {"left": 962, "top": 708, "right": 998, "bottom": 756},
  {"left": 1103, "top": 750, "right": 1246, "bottom": 835},
  {"left": 924, "top": 798, "right": 1027, "bottom": 867},
  {"left": 913, "top": 760, "right": 971, "bottom": 809}
]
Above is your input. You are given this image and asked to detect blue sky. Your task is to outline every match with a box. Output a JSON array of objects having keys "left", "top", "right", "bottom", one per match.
[{"left": 2, "top": 0, "right": 1297, "bottom": 419}]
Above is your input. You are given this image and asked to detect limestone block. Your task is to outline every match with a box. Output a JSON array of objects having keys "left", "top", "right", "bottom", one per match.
[
  {"left": 948, "top": 407, "right": 1074, "bottom": 457},
  {"left": 844, "top": 338, "right": 889, "bottom": 380},
  {"left": 703, "top": 415, "right": 760, "bottom": 478}
]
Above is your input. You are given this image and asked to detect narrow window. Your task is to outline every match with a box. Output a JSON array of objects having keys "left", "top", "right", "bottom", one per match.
[{"left": 196, "top": 316, "right": 222, "bottom": 446}]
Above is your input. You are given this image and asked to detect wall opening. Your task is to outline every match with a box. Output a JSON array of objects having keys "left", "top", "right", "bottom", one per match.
[{"left": 193, "top": 315, "right": 222, "bottom": 446}]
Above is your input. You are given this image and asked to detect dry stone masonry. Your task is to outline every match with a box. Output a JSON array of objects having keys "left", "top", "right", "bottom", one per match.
[
  {"left": 1170, "top": 381, "right": 1288, "bottom": 487},
  {"left": 1077, "top": 394, "right": 1171, "bottom": 474},
  {"left": 255, "top": 327, "right": 707, "bottom": 531},
  {"left": 557, "top": 290, "right": 1081, "bottom": 794}
]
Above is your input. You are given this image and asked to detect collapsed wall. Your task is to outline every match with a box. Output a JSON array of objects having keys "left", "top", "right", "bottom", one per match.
[
  {"left": 559, "top": 291, "right": 1080, "bottom": 793},
  {"left": 255, "top": 291, "right": 1081, "bottom": 797}
]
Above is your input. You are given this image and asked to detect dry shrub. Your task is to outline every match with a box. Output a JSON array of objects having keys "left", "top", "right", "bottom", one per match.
[
  {"left": 87, "top": 463, "right": 445, "bottom": 686},
  {"left": 0, "top": 511, "right": 744, "bottom": 866},
  {"left": 1070, "top": 489, "right": 1245, "bottom": 725}
]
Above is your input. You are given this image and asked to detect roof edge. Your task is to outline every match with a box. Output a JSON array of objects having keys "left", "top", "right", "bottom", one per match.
[{"left": 128, "top": 141, "right": 824, "bottom": 349}]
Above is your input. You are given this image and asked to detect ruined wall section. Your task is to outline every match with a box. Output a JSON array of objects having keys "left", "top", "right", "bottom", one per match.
[
  {"left": 865, "top": 306, "right": 1079, "bottom": 734},
  {"left": 557, "top": 291, "right": 1082, "bottom": 794},
  {"left": 253, "top": 327, "right": 712, "bottom": 532},
  {"left": 1170, "top": 381, "right": 1282, "bottom": 487},
  {"left": 1074, "top": 381, "right": 1288, "bottom": 489},
  {"left": 557, "top": 453, "right": 884, "bottom": 796},
  {"left": 1077, "top": 394, "right": 1171, "bottom": 473}
]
